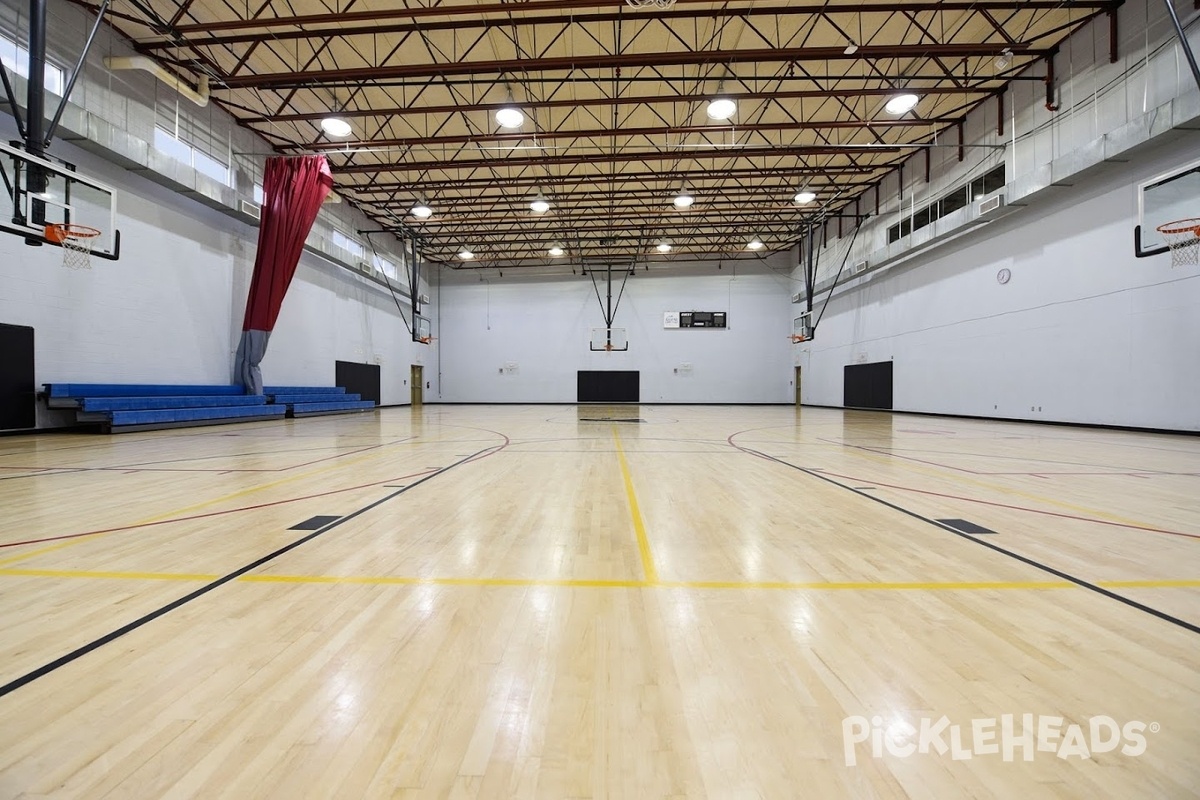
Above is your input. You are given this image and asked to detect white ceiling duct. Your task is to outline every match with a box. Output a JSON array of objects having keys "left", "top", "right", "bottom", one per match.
[{"left": 103, "top": 56, "right": 210, "bottom": 107}]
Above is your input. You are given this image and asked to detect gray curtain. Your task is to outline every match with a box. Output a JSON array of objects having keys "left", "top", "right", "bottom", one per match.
[{"left": 234, "top": 329, "right": 271, "bottom": 395}]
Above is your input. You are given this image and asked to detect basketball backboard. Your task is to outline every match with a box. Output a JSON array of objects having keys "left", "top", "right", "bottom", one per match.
[
  {"left": 413, "top": 313, "right": 432, "bottom": 343},
  {"left": 590, "top": 326, "right": 628, "bottom": 352},
  {"left": 0, "top": 141, "right": 120, "bottom": 259},
  {"left": 1135, "top": 157, "right": 1199, "bottom": 258}
]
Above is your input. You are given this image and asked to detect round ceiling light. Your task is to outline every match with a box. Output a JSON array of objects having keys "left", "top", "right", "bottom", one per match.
[
  {"left": 747, "top": 237, "right": 764, "bottom": 251},
  {"left": 794, "top": 190, "right": 817, "bottom": 204},
  {"left": 884, "top": 94, "right": 920, "bottom": 115},
  {"left": 706, "top": 97, "right": 737, "bottom": 120},
  {"left": 548, "top": 243, "right": 566, "bottom": 257},
  {"left": 410, "top": 201, "right": 433, "bottom": 219},
  {"left": 320, "top": 117, "right": 353, "bottom": 137},
  {"left": 495, "top": 106, "right": 525, "bottom": 129},
  {"left": 673, "top": 191, "right": 695, "bottom": 209},
  {"left": 656, "top": 240, "right": 673, "bottom": 253},
  {"left": 530, "top": 194, "right": 551, "bottom": 214},
  {"left": 458, "top": 247, "right": 475, "bottom": 260}
]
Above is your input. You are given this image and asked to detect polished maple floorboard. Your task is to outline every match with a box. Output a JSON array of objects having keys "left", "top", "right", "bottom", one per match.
[{"left": 0, "top": 405, "right": 1197, "bottom": 799}]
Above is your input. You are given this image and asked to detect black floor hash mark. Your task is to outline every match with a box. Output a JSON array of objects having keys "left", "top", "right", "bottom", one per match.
[
  {"left": 937, "top": 518, "right": 996, "bottom": 535},
  {"left": 289, "top": 515, "right": 342, "bottom": 530}
]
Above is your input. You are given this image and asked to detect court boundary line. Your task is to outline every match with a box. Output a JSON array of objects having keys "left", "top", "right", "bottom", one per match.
[
  {"left": 730, "top": 440, "right": 1200, "bottom": 636},
  {"left": 0, "top": 445, "right": 500, "bottom": 699}
]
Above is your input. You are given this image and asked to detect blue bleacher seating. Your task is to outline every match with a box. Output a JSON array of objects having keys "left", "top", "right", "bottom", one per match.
[
  {"left": 290, "top": 400, "right": 377, "bottom": 417},
  {"left": 43, "top": 382, "right": 374, "bottom": 432},
  {"left": 81, "top": 395, "right": 266, "bottom": 412}
]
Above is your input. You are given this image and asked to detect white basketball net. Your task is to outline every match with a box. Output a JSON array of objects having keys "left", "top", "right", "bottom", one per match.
[
  {"left": 57, "top": 227, "right": 99, "bottom": 270},
  {"left": 625, "top": 0, "right": 676, "bottom": 7},
  {"left": 1157, "top": 219, "right": 1200, "bottom": 268}
]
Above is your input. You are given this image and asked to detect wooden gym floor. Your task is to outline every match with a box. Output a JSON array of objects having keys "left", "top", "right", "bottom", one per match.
[{"left": 0, "top": 405, "right": 1197, "bottom": 799}]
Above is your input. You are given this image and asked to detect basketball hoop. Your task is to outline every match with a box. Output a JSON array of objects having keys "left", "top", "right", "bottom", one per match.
[
  {"left": 418, "top": 336, "right": 436, "bottom": 345},
  {"left": 790, "top": 334, "right": 808, "bottom": 344},
  {"left": 45, "top": 223, "right": 101, "bottom": 270},
  {"left": 1157, "top": 219, "right": 1200, "bottom": 267}
]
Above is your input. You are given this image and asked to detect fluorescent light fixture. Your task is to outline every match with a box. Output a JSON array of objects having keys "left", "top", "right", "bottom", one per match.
[
  {"left": 548, "top": 243, "right": 565, "bottom": 257},
  {"left": 320, "top": 117, "right": 353, "bottom": 137},
  {"left": 747, "top": 237, "right": 764, "bottom": 251},
  {"left": 656, "top": 240, "right": 673, "bottom": 253},
  {"left": 495, "top": 105, "right": 524, "bottom": 128},
  {"left": 706, "top": 96, "right": 737, "bottom": 120},
  {"left": 410, "top": 200, "right": 433, "bottom": 219},
  {"left": 794, "top": 190, "right": 817, "bottom": 204},
  {"left": 673, "top": 191, "right": 695, "bottom": 209},
  {"left": 884, "top": 93, "right": 919, "bottom": 114},
  {"left": 843, "top": 42, "right": 859, "bottom": 55},
  {"left": 530, "top": 193, "right": 551, "bottom": 213},
  {"left": 458, "top": 247, "right": 475, "bottom": 260}
]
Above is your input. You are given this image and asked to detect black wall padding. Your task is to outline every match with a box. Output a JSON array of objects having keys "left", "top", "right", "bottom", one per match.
[
  {"left": 0, "top": 323, "right": 35, "bottom": 429},
  {"left": 844, "top": 361, "right": 893, "bottom": 410},
  {"left": 335, "top": 360, "right": 381, "bottom": 405},
  {"left": 577, "top": 371, "right": 640, "bottom": 403}
]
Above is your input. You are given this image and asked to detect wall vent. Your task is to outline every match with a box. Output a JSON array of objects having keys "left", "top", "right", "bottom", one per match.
[{"left": 978, "top": 194, "right": 1005, "bottom": 216}]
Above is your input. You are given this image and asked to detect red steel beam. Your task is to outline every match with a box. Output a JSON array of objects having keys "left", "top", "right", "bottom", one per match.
[
  {"left": 218, "top": 45, "right": 1044, "bottom": 90},
  {"left": 330, "top": 144, "right": 909, "bottom": 174},
  {"left": 294, "top": 118, "right": 952, "bottom": 152},
  {"left": 167, "top": 1, "right": 1114, "bottom": 36}
]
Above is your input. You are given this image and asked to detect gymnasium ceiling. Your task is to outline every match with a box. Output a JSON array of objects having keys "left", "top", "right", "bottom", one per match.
[{"left": 84, "top": 0, "right": 1116, "bottom": 267}]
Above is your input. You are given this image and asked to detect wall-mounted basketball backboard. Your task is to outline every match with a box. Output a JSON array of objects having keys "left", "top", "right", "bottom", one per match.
[
  {"left": 0, "top": 141, "right": 120, "bottom": 259},
  {"left": 1135, "top": 157, "right": 1199, "bottom": 258}
]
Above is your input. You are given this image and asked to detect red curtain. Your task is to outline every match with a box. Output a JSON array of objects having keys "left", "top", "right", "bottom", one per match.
[{"left": 241, "top": 155, "right": 333, "bottom": 332}]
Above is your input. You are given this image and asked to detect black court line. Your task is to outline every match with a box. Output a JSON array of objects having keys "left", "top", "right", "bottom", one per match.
[
  {"left": 0, "top": 445, "right": 498, "bottom": 700},
  {"left": 736, "top": 445, "right": 1200, "bottom": 637}
]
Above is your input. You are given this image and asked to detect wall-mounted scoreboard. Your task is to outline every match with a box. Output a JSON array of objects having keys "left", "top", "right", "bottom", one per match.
[{"left": 664, "top": 311, "right": 727, "bottom": 329}]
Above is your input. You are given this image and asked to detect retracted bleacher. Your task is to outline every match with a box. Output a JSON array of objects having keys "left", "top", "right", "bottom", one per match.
[
  {"left": 264, "top": 386, "right": 376, "bottom": 417},
  {"left": 45, "top": 384, "right": 284, "bottom": 432},
  {"left": 44, "top": 382, "right": 375, "bottom": 433}
]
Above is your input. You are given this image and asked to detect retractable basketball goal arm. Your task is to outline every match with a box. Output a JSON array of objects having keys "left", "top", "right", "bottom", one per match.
[
  {"left": 796, "top": 213, "right": 868, "bottom": 342},
  {"left": 588, "top": 261, "right": 633, "bottom": 351}
]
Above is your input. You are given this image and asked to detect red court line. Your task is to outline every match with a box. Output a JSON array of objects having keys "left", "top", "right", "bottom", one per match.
[
  {"left": 0, "top": 439, "right": 415, "bottom": 475},
  {"left": 0, "top": 426, "right": 514, "bottom": 551},
  {"left": 0, "top": 468, "right": 441, "bottom": 550},
  {"left": 815, "top": 470, "right": 1200, "bottom": 541},
  {"left": 816, "top": 437, "right": 1199, "bottom": 477},
  {"left": 725, "top": 430, "right": 1200, "bottom": 542}
]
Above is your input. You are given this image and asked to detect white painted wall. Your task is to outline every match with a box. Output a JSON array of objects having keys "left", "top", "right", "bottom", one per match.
[
  {"left": 0, "top": 127, "right": 435, "bottom": 429},
  {"left": 437, "top": 263, "right": 793, "bottom": 403},
  {"left": 797, "top": 134, "right": 1200, "bottom": 431}
]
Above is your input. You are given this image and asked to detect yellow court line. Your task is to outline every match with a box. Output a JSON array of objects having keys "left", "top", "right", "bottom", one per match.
[
  {"left": 612, "top": 424, "right": 659, "bottom": 582},
  {"left": 240, "top": 574, "right": 647, "bottom": 588},
  {"left": 0, "top": 445, "right": 401, "bottom": 569},
  {"left": 3, "top": 568, "right": 1195, "bottom": 590},
  {"left": 1099, "top": 580, "right": 1200, "bottom": 588},
  {"left": 0, "top": 541, "right": 82, "bottom": 567},
  {"left": 656, "top": 580, "right": 1078, "bottom": 590}
]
